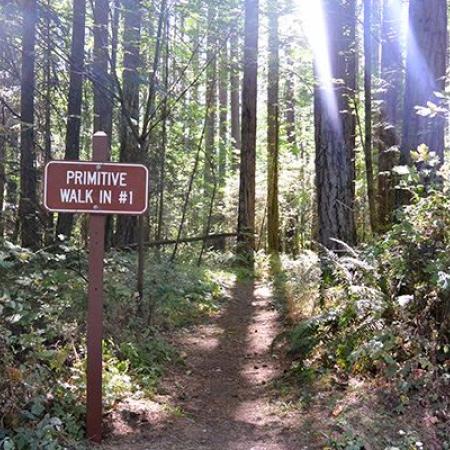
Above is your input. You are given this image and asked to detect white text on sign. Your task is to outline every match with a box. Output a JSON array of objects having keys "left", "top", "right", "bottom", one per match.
[
  {"left": 59, "top": 189, "right": 134, "bottom": 205},
  {"left": 66, "top": 170, "right": 128, "bottom": 187}
]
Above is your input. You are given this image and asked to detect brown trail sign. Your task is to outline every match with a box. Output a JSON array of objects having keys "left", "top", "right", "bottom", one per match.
[
  {"left": 43, "top": 132, "right": 149, "bottom": 443},
  {"left": 44, "top": 161, "right": 148, "bottom": 214}
]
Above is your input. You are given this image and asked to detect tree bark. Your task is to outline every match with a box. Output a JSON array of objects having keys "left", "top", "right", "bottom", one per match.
[
  {"left": 203, "top": 2, "right": 218, "bottom": 210},
  {"left": 143, "top": 0, "right": 166, "bottom": 241},
  {"left": 115, "top": 0, "right": 141, "bottom": 247},
  {"left": 19, "top": 0, "right": 40, "bottom": 249},
  {"left": 229, "top": 25, "right": 241, "bottom": 171},
  {"left": 237, "top": 0, "right": 259, "bottom": 260},
  {"left": 56, "top": 0, "right": 86, "bottom": 239},
  {"left": 93, "top": 0, "right": 116, "bottom": 248},
  {"left": 284, "top": 46, "right": 296, "bottom": 148},
  {"left": 363, "top": 0, "right": 377, "bottom": 234},
  {"left": 377, "top": 0, "right": 402, "bottom": 229},
  {"left": 156, "top": 12, "right": 170, "bottom": 244},
  {"left": 314, "top": 0, "right": 357, "bottom": 251},
  {"left": 92, "top": 0, "right": 112, "bottom": 138},
  {"left": 43, "top": 0, "right": 54, "bottom": 245},
  {"left": 215, "top": 35, "right": 229, "bottom": 251},
  {"left": 267, "top": 0, "right": 280, "bottom": 253},
  {"left": 219, "top": 38, "right": 228, "bottom": 188},
  {"left": 400, "top": 0, "right": 447, "bottom": 167}
]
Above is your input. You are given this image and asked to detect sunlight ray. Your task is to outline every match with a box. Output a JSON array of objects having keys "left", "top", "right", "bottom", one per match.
[
  {"left": 403, "top": 6, "right": 436, "bottom": 96},
  {"left": 297, "top": 0, "right": 340, "bottom": 130}
]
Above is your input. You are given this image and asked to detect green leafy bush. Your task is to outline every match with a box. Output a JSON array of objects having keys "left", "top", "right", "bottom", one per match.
[{"left": 284, "top": 163, "right": 450, "bottom": 382}]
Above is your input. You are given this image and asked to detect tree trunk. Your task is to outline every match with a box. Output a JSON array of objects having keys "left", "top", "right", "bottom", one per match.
[
  {"left": 400, "top": 0, "right": 447, "bottom": 167},
  {"left": 115, "top": 0, "right": 141, "bottom": 247},
  {"left": 266, "top": 0, "right": 280, "bottom": 254},
  {"left": 203, "top": 2, "right": 218, "bottom": 215},
  {"left": 215, "top": 35, "right": 229, "bottom": 251},
  {"left": 156, "top": 12, "right": 169, "bottom": 244},
  {"left": 43, "top": 0, "right": 54, "bottom": 245},
  {"left": 142, "top": 0, "right": 166, "bottom": 241},
  {"left": 371, "top": 0, "right": 382, "bottom": 77},
  {"left": 219, "top": 38, "right": 228, "bottom": 188},
  {"left": 93, "top": 0, "right": 115, "bottom": 248},
  {"left": 229, "top": 26, "right": 241, "bottom": 171},
  {"left": 56, "top": 0, "right": 86, "bottom": 240},
  {"left": 377, "top": 0, "right": 402, "bottom": 229},
  {"left": 237, "top": 0, "right": 259, "bottom": 260},
  {"left": 363, "top": 0, "right": 377, "bottom": 234},
  {"left": 314, "top": 0, "right": 357, "bottom": 251},
  {"left": 19, "top": 0, "right": 40, "bottom": 249},
  {"left": 284, "top": 46, "right": 296, "bottom": 148},
  {"left": 111, "top": 0, "right": 120, "bottom": 79},
  {"left": 92, "top": 0, "right": 112, "bottom": 138}
]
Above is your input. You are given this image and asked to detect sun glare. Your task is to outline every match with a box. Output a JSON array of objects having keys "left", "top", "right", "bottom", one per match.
[
  {"left": 299, "top": 1, "right": 330, "bottom": 81},
  {"left": 297, "top": 0, "right": 340, "bottom": 127}
]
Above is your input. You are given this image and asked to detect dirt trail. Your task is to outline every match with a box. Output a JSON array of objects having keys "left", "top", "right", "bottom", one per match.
[{"left": 102, "top": 281, "right": 312, "bottom": 450}]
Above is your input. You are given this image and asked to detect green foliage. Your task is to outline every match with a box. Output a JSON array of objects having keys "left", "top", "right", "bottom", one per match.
[
  {"left": 325, "top": 432, "right": 366, "bottom": 450},
  {"left": 284, "top": 165, "right": 450, "bottom": 385},
  {"left": 0, "top": 244, "right": 227, "bottom": 448}
]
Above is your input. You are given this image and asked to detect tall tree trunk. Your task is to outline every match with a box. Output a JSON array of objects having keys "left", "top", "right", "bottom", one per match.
[
  {"left": 191, "top": 23, "right": 201, "bottom": 124},
  {"left": 377, "top": 0, "right": 402, "bottom": 229},
  {"left": 111, "top": 0, "right": 120, "bottom": 79},
  {"left": 371, "top": 0, "right": 382, "bottom": 77},
  {"left": 283, "top": 47, "right": 301, "bottom": 254},
  {"left": 115, "top": 0, "right": 141, "bottom": 247},
  {"left": 136, "top": 0, "right": 167, "bottom": 299},
  {"left": 19, "top": 0, "right": 40, "bottom": 249},
  {"left": 203, "top": 2, "right": 218, "bottom": 220},
  {"left": 284, "top": 46, "right": 296, "bottom": 148},
  {"left": 400, "top": 0, "right": 447, "bottom": 168},
  {"left": 266, "top": 0, "right": 279, "bottom": 253},
  {"left": 93, "top": 0, "right": 115, "bottom": 248},
  {"left": 314, "top": 0, "right": 357, "bottom": 251},
  {"left": 143, "top": 0, "right": 167, "bottom": 241},
  {"left": 43, "top": 0, "right": 54, "bottom": 245},
  {"left": 219, "top": 38, "right": 228, "bottom": 188},
  {"left": 215, "top": 35, "right": 229, "bottom": 251},
  {"left": 156, "top": 12, "right": 169, "bottom": 244},
  {"left": 237, "top": 0, "right": 259, "bottom": 260},
  {"left": 92, "top": 0, "right": 112, "bottom": 137},
  {"left": 229, "top": 25, "right": 241, "bottom": 171},
  {"left": 363, "top": 0, "right": 377, "bottom": 234},
  {"left": 7, "top": 133, "right": 19, "bottom": 244},
  {"left": 56, "top": 0, "right": 86, "bottom": 239}
]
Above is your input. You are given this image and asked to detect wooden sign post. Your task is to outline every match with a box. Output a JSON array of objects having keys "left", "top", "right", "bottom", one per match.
[
  {"left": 43, "top": 132, "right": 149, "bottom": 443},
  {"left": 86, "top": 132, "right": 108, "bottom": 444}
]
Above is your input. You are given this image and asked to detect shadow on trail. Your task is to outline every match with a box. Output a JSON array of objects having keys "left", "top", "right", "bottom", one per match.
[
  {"left": 269, "top": 254, "right": 290, "bottom": 315},
  {"left": 103, "top": 276, "right": 312, "bottom": 449},
  {"left": 103, "top": 254, "right": 446, "bottom": 450}
]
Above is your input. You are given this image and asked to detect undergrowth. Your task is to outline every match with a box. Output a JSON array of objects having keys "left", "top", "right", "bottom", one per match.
[
  {"left": 279, "top": 162, "right": 450, "bottom": 448},
  {"left": 0, "top": 245, "right": 228, "bottom": 449}
]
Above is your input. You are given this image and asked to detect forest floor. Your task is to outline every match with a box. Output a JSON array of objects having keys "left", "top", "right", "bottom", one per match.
[
  {"left": 99, "top": 278, "right": 447, "bottom": 450},
  {"left": 100, "top": 280, "right": 320, "bottom": 449}
]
